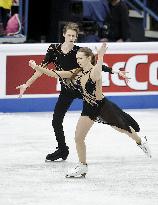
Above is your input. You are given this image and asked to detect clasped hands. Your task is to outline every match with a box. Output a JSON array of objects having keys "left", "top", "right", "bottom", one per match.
[{"left": 29, "top": 60, "right": 37, "bottom": 69}]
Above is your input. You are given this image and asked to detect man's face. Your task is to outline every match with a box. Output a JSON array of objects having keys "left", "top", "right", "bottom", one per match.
[{"left": 63, "top": 29, "right": 77, "bottom": 44}]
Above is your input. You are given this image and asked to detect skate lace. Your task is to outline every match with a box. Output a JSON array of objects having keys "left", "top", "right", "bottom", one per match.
[
  {"left": 142, "top": 145, "right": 148, "bottom": 153},
  {"left": 75, "top": 163, "right": 87, "bottom": 170},
  {"left": 74, "top": 165, "right": 80, "bottom": 170},
  {"left": 138, "top": 141, "right": 148, "bottom": 154}
]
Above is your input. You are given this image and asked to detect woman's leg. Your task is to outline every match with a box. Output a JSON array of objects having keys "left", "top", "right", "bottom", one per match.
[
  {"left": 112, "top": 126, "right": 151, "bottom": 157},
  {"left": 112, "top": 126, "right": 141, "bottom": 144},
  {"left": 75, "top": 116, "right": 94, "bottom": 164}
]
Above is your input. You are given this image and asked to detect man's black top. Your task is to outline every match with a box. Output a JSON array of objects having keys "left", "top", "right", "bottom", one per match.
[
  {"left": 41, "top": 44, "right": 80, "bottom": 71},
  {"left": 41, "top": 43, "right": 113, "bottom": 97},
  {"left": 41, "top": 44, "right": 82, "bottom": 97}
]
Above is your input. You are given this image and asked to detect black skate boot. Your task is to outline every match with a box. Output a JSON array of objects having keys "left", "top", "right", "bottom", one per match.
[{"left": 45, "top": 146, "right": 69, "bottom": 162}]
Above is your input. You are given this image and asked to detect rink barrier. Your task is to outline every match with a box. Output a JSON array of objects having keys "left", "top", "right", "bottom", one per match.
[
  {"left": 0, "top": 42, "right": 158, "bottom": 112},
  {"left": 0, "top": 95, "right": 158, "bottom": 112}
]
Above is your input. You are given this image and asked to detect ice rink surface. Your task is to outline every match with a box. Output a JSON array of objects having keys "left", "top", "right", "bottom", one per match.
[{"left": 0, "top": 109, "right": 158, "bottom": 205}]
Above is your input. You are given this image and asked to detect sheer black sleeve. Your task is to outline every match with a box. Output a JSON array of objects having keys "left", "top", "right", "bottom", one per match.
[{"left": 102, "top": 65, "right": 114, "bottom": 74}]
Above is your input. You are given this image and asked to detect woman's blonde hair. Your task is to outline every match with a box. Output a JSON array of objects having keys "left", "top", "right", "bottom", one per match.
[{"left": 78, "top": 47, "right": 96, "bottom": 66}]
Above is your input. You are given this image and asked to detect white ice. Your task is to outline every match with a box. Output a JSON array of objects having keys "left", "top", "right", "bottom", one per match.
[{"left": 0, "top": 109, "right": 158, "bottom": 205}]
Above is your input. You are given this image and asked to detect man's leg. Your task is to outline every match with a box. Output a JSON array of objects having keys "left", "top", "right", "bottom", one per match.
[{"left": 46, "top": 94, "right": 74, "bottom": 161}]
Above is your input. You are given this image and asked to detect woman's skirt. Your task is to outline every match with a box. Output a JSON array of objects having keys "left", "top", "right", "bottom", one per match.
[{"left": 81, "top": 98, "right": 140, "bottom": 133}]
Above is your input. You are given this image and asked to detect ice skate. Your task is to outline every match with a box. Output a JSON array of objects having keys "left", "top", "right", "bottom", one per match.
[
  {"left": 138, "top": 136, "right": 152, "bottom": 158},
  {"left": 65, "top": 163, "right": 88, "bottom": 178},
  {"left": 45, "top": 146, "right": 69, "bottom": 162}
]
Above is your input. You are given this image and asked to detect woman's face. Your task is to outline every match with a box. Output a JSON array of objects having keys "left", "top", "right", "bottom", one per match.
[
  {"left": 63, "top": 29, "right": 77, "bottom": 44},
  {"left": 76, "top": 52, "right": 91, "bottom": 68}
]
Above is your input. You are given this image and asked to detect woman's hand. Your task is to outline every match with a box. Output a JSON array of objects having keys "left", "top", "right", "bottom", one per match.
[
  {"left": 97, "top": 43, "right": 108, "bottom": 57},
  {"left": 16, "top": 84, "right": 28, "bottom": 98},
  {"left": 29, "top": 60, "right": 37, "bottom": 69},
  {"left": 118, "top": 71, "right": 131, "bottom": 83}
]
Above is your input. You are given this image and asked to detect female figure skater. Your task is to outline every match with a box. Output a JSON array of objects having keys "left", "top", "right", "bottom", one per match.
[
  {"left": 28, "top": 43, "right": 152, "bottom": 178},
  {"left": 16, "top": 22, "right": 127, "bottom": 162}
]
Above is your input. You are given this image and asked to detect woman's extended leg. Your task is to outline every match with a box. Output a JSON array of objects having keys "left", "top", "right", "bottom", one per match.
[
  {"left": 112, "top": 126, "right": 151, "bottom": 157},
  {"left": 112, "top": 126, "right": 141, "bottom": 144}
]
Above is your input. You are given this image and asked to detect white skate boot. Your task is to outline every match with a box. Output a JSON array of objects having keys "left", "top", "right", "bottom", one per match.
[
  {"left": 65, "top": 163, "right": 88, "bottom": 178},
  {"left": 138, "top": 136, "right": 152, "bottom": 158}
]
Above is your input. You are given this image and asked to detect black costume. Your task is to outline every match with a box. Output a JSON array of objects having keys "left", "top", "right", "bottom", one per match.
[
  {"left": 68, "top": 68, "right": 140, "bottom": 133},
  {"left": 41, "top": 43, "right": 113, "bottom": 160}
]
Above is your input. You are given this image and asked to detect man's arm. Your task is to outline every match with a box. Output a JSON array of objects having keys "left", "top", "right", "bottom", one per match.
[{"left": 16, "top": 70, "right": 43, "bottom": 98}]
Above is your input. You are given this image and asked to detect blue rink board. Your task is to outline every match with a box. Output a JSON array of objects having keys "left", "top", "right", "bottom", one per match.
[{"left": 0, "top": 95, "right": 158, "bottom": 112}]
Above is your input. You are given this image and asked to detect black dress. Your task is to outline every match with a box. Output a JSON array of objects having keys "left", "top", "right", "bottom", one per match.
[
  {"left": 69, "top": 68, "right": 140, "bottom": 133},
  {"left": 40, "top": 43, "right": 129, "bottom": 149}
]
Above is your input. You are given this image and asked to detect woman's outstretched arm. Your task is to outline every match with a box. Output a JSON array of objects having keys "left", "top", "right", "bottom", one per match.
[{"left": 29, "top": 60, "right": 73, "bottom": 79}]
